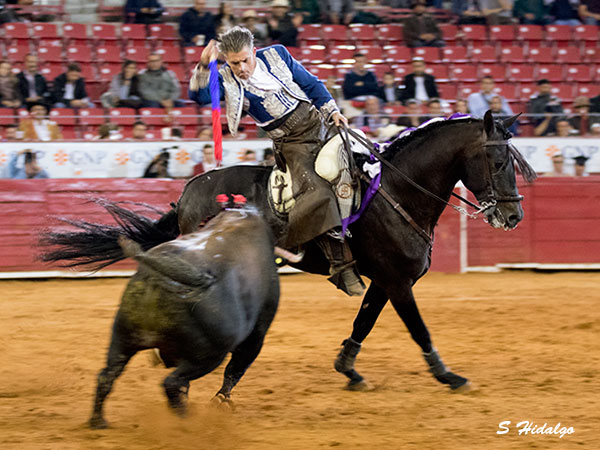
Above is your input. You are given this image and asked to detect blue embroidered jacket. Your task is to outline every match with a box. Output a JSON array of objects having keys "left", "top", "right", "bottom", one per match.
[{"left": 188, "top": 45, "right": 338, "bottom": 136}]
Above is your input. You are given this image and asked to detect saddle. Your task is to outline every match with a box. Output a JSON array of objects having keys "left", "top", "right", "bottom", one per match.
[{"left": 267, "top": 130, "right": 367, "bottom": 220}]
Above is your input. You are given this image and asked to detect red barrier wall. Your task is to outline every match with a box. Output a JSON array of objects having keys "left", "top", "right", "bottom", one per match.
[{"left": 0, "top": 178, "right": 598, "bottom": 275}]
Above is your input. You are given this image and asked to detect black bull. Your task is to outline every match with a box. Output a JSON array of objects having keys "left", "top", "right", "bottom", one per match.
[{"left": 88, "top": 207, "right": 280, "bottom": 429}]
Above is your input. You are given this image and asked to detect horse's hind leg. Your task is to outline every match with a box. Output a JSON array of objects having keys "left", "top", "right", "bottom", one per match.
[
  {"left": 335, "top": 282, "right": 388, "bottom": 390},
  {"left": 89, "top": 333, "right": 138, "bottom": 429},
  {"left": 389, "top": 282, "right": 470, "bottom": 392}
]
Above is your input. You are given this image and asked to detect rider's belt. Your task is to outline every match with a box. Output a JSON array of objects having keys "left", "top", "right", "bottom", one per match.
[{"left": 262, "top": 101, "right": 312, "bottom": 139}]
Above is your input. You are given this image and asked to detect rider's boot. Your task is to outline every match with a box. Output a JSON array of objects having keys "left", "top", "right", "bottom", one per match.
[{"left": 316, "top": 230, "right": 366, "bottom": 297}]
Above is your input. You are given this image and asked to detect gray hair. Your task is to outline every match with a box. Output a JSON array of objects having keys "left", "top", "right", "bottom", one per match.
[{"left": 218, "top": 26, "right": 254, "bottom": 55}]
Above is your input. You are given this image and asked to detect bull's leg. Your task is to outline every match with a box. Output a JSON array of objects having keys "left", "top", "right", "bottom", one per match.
[
  {"left": 163, "top": 355, "right": 226, "bottom": 416},
  {"left": 335, "top": 282, "right": 388, "bottom": 391},
  {"left": 389, "top": 282, "right": 470, "bottom": 392},
  {"left": 89, "top": 333, "right": 137, "bottom": 429}
]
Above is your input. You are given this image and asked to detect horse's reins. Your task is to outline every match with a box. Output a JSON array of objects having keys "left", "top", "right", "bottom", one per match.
[{"left": 337, "top": 124, "right": 518, "bottom": 244}]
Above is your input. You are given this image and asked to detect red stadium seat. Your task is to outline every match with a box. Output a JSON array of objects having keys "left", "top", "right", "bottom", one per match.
[
  {"left": 78, "top": 108, "right": 106, "bottom": 126},
  {"left": 139, "top": 107, "right": 169, "bottom": 126},
  {"left": 439, "top": 24, "right": 458, "bottom": 44},
  {"left": 377, "top": 24, "right": 403, "bottom": 44},
  {"left": 166, "top": 64, "right": 187, "bottom": 82},
  {"left": 536, "top": 64, "right": 563, "bottom": 82},
  {"left": 98, "top": 63, "right": 122, "bottom": 82},
  {"left": 6, "top": 45, "right": 30, "bottom": 63},
  {"left": 96, "top": 45, "right": 123, "bottom": 63},
  {"left": 183, "top": 46, "right": 203, "bottom": 65},
  {"left": 299, "top": 45, "right": 326, "bottom": 64},
  {"left": 489, "top": 25, "right": 515, "bottom": 43},
  {"left": 148, "top": 23, "right": 178, "bottom": 45},
  {"left": 371, "top": 64, "right": 392, "bottom": 80},
  {"left": 39, "top": 64, "right": 64, "bottom": 81},
  {"left": 461, "top": 25, "right": 487, "bottom": 42},
  {"left": 413, "top": 47, "right": 441, "bottom": 63},
  {"left": 335, "top": 64, "right": 353, "bottom": 80},
  {"left": 478, "top": 64, "right": 506, "bottom": 82},
  {"left": 550, "top": 83, "right": 573, "bottom": 100},
  {"left": 573, "top": 25, "right": 598, "bottom": 42},
  {"left": 583, "top": 47, "right": 600, "bottom": 63},
  {"left": 499, "top": 46, "right": 525, "bottom": 63},
  {"left": 493, "top": 83, "right": 518, "bottom": 101},
  {"left": 49, "top": 108, "right": 77, "bottom": 126},
  {"left": 3, "top": 23, "right": 30, "bottom": 43},
  {"left": 470, "top": 45, "right": 497, "bottom": 63},
  {"left": 442, "top": 46, "right": 468, "bottom": 63},
  {"left": 66, "top": 45, "right": 93, "bottom": 63},
  {"left": 565, "top": 65, "right": 593, "bottom": 82},
  {"left": 437, "top": 83, "right": 457, "bottom": 100},
  {"left": 31, "top": 23, "right": 59, "bottom": 43},
  {"left": 425, "top": 64, "right": 449, "bottom": 81},
  {"left": 527, "top": 46, "right": 553, "bottom": 64},
  {"left": 393, "top": 64, "right": 411, "bottom": 79},
  {"left": 80, "top": 64, "right": 95, "bottom": 81},
  {"left": 182, "top": 126, "right": 199, "bottom": 139},
  {"left": 0, "top": 108, "right": 16, "bottom": 125},
  {"left": 517, "top": 25, "right": 543, "bottom": 43},
  {"left": 458, "top": 83, "right": 479, "bottom": 98},
  {"left": 519, "top": 83, "right": 536, "bottom": 99},
  {"left": 451, "top": 64, "right": 478, "bottom": 82},
  {"left": 170, "top": 107, "right": 198, "bottom": 126},
  {"left": 382, "top": 104, "right": 405, "bottom": 116},
  {"left": 349, "top": 24, "right": 376, "bottom": 46},
  {"left": 124, "top": 46, "right": 150, "bottom": 63},
  {"left": 91, "top": 23, "right": 118, "bottom": 42},
  {"left": 154, "top": 46, "right": 183, "bottom": 64},
  {"left": 298, "top": 24, "right": 321, "bottom": 44},
  {"left": 575, "top": 83, "right": 600, "bottom": 98},
  {"left": 357, "top": 46, "right": 385, "bottom": 63},
  {"left": 595, "top": 66, "right": 600, "bottom": 81},
  {"left": 37, "top": 45, "right": 63, "bottom": 63},
  {"left": 328, "top": 45, "right": 356, "bottom": 64},
  {"left": 306, "top": 64, "right": 336, "bottom": 81},
  {"left": 544, "top": 25, "right": 571, "bottom": 43},
  {"left": 384, "top": 45, "right": 412, "bottom": 63},
  {"left": 508, "top": 64, "right": 535, "bottom": 82},
  {"left": 108, "top": 107, "right": 137, "bottom": 126},
  {"left": 120, "top": 24, "right": 146, "bottom": 43},
  {"left": 322, "top": 25, "right": 348, "bottom": 45},
  {"left": 555, "top": 46, "right": 583, "bottom": 64},
  {"left": 63, "top": 23, "right": 89, "bottom": 44},
  {"left": 60, "top": 126, "right": 78, "bottom": 139}
]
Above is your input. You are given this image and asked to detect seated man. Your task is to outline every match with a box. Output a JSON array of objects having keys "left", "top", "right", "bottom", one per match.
[
  {"left": 342, "top": 53, "right": 381, "bottom": 101},
  {"left": 17, "top": 54, "right": 51, "bottom": 109},
  {"left": 467, "top": 76, "right": 513, "bottom": 118},
  {"left": 189, "top": 27, "right": 365, "bottom": 297},
  {"left": 125, "top": 0, "right": 164, "bottom": 24},
  {"left": 138, "top": 54, "right": 182, "bottom": 109},
  {"left": 403, "top": 0, "right": 445, "bottom": 48},
  {"left": 51, "top": 63, "right": 93, "bottom": 109},
  {"left": 399, "top": 57, "right": 440, "bottom": 105},
  {"left": 352, "top": 96, "right": 390, "bottom": 138},
  {"left": 179, "top": 0, "right": 216, "bottom": 47},
  {"left": 529, "top": 79, "right": 563, "bottom": 136},
  {"left": 18, "top": 102, "right": 63, "bottom": 141}
]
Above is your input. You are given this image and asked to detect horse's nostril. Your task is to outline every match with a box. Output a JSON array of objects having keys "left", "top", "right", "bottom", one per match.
[{"left": 508, "top": 214, "right": 520, "bottom": 227}]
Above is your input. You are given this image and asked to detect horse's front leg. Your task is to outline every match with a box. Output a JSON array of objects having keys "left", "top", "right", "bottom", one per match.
[
  {"left": 334, "top": 282, "right": 388, "bottom": 391},
  {"left": 389, "top": 282, "right": 471, "bottom": 392}
]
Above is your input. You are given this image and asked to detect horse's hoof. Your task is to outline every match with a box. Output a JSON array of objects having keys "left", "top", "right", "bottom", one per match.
[
  {"left": 88, "top": 416, "right": 108, "bottom": 429},
  {"left": 210, "top": 393, "right": 235, "bottom": 411},
  {"left": 346, "top": 379, "right": 374, "bottom": 392},
  {"left": 451, "top": 380, "right": 472, "bottom": 394}
]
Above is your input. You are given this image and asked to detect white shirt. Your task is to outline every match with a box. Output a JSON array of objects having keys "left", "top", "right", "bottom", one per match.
[
  {"left": 414, "top": 76, "right": 429, "bottom": 102},
  {"left": 33, "top": 119, "right": 54, "bottom": 141},
  {"left": 64, "top": 83, "right": 75, "bottom": 100}
]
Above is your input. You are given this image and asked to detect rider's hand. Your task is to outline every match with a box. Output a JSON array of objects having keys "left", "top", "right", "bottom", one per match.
[
  {"left": 200, "top": 40, "right": 219, "bottom": 68},
  {"left": 332, "top": 111, "right": 348, "bottom": 127}
]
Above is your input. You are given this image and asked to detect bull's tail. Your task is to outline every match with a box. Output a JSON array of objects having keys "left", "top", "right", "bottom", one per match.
[{"left": 38, "top": 198, "right": 180, "bottom": 271}]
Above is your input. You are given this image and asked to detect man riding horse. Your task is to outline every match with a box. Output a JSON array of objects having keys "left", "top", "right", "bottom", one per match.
[{"left": 189, "top": 26, "right": 365, "bottom": 297}]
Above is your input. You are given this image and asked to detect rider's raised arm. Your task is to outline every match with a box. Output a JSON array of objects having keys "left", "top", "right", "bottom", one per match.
[{"left": 188, "top": 63, "right": 226, "bottom": 106}]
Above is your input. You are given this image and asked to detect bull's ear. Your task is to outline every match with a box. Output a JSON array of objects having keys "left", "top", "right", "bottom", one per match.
[
  {"left": 483, "top": 110, "right": 494, "bottom": 138},
  {"left": 503, "top": 113, "right": 522, "bottom": 129}
]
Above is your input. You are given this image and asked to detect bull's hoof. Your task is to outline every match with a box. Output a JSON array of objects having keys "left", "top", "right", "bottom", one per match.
[
  {"left": 346, "top": 379, "right": 374, "bottom": 392},
  {"left": 88, "top": 415, "right": 108, "bottom": 429},
  {"left": 435, "top": 371, "right": 471, "bottom": 392},
  {"left": 210, "top": 393, "right": 235, "bottom": 411}
]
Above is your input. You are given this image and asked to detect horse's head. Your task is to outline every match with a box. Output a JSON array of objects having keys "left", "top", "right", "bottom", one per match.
[{"left": 462, "top": 111, "right": 536, "bottom": 230}]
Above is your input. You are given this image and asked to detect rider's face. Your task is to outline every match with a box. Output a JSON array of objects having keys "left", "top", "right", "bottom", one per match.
[{"left": 225, "top": 46, "right": 256, "bottom": 81}]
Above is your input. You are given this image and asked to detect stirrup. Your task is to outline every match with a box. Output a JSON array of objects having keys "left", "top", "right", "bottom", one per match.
[{"left": 328, "top": 262, "right": 366, "bottom": 297}]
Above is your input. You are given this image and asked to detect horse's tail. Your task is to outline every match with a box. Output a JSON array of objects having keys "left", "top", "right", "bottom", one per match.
[{"left": 38, "top": 198, "right": 180, "bottom": 271}]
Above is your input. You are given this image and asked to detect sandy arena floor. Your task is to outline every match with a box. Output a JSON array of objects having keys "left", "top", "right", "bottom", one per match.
[{"left": 0, "top": 271, "right": 599, "bottom": 450}]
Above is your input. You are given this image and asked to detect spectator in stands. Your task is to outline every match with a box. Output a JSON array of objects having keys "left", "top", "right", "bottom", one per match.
[
  {"left": 291, "top": 0, "right": 321, "bottom": 23},
  {"left": 215, "top": 1, "right": 237, "bottom": 34},
  {"left": 2, "top": 124, "right": 18, "bottom": 141},
  {"left": 490, "top": 95, "right": 518, "bottom": 134},
  {"left": 550, "top": 0, "right": 581, "bottom": 25},
  {"left": 241, "top": 10, "right": 268, "bottom": 47},
  {"left": 352, "top": 96, "right": 390, "bottom": 137},
  {"left": 399, "top": 57, "right": 439, "bottom": 105},
  {"left": 454, "top": 99, "right": 469, "bottom": 114},
  {"left": 513, "top": 0, "right": 550, "bottom": 24},
  {"left": 420, "top": 98, "right": 444, "bottom": 123},
  {"left": 579, "top": 0, "right": 600, "bottom": 24},
  {"left": 544, "top": 152, "right": 567, "bottom": 176},
  {"left": 403, "top": 0, "right": 445, "bottom": 48},
  {"left": 125, "top": 0, "right": 165, "bottom": 25},
  {"left": 458, "top": 0, "right": 514, "bottom": 25},
  {"left": 52, "top": 64, "right": 93, "bottom": 109},
  {"left": 18, "top": 102, "right": 62, "bottom": 141},
  {"left": 591, "top": 94, "right": 600, "bottom": 125},
  {"left": 143, "top": 149, "right": 171, "bottom": 178},
  {"left": 554, "top": 118, "right": 574, "bottom": 136},
  {"left": 267, "top": 0, "right": 303, "bottom": 47},
  {"left": 192, "top": 143, "right": 217, "bottom": 175},
  {"left": 574, "top": 155, "right": 589, "bottom": 176},
  {"left": 197, "top": 127, "right": 213, "bottom": 140},
  {"left": 7, "top": 149, "right": 49, "bottom": 179},
  {"left": 179, "top": 0, "right": 216, "bottom": 47},
  {"left": 379, "top": 72, "right": 402, "bottom": 104},
  {"left": 242, "top": 149, "right": 258, "bottom": 163},
  {"left": 396, "top": 99, "right": 422, "bottom": 127},
  {"left": 529, "top": 79, "right": 563, "bottom": 136},
  {"left": 590, "top": 122, "right": 600, "bottom": 135},
  {"left": 325, "top": 75, "right": 343, "bottom": 105},
  {"left": 467, "top": 76, "right": 513, "bottom": 119},
  {"left": 569, "top": 96, "right": 592, "bottom": 136},
  {"left": 138, "top": 53, "right": 181, "bottom": 110},
  {"left": 342, "top": 53, "right": 381, "bottom": 100},
  {"left": 94, "top": 123, "right": 121, "bottom": 140},
  {"left": 0, "top": 61, "right": 20, "bottom": 108},
  {"left": 100, "top": 60, "right": 142, "bottom": 109},
  {"left": 17, "top": 54, "right": 50, "bottom": 109},
  {"left": 327, "top": 0, "right": 356, "bottom": 25},
  {"left": 131, "top": 121, "right": 148, "bottom": 140}
]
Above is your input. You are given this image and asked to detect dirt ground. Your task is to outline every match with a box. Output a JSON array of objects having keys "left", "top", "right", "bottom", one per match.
[{"left": 0, "top": 271, "right": 599, "bottom": 450}]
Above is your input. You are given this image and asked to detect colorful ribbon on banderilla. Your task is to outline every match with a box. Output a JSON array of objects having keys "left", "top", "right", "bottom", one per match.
[{"left": 208, "top": 60, "right": 223, "bottom": 166}]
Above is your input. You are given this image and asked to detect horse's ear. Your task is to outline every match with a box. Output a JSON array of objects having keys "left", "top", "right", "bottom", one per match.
[
  {"left": 483, "top": 110, "right": 494, "bottom": 137},
  {"left": 503, "top": 113, "right": 522, "bottom": 129}
]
